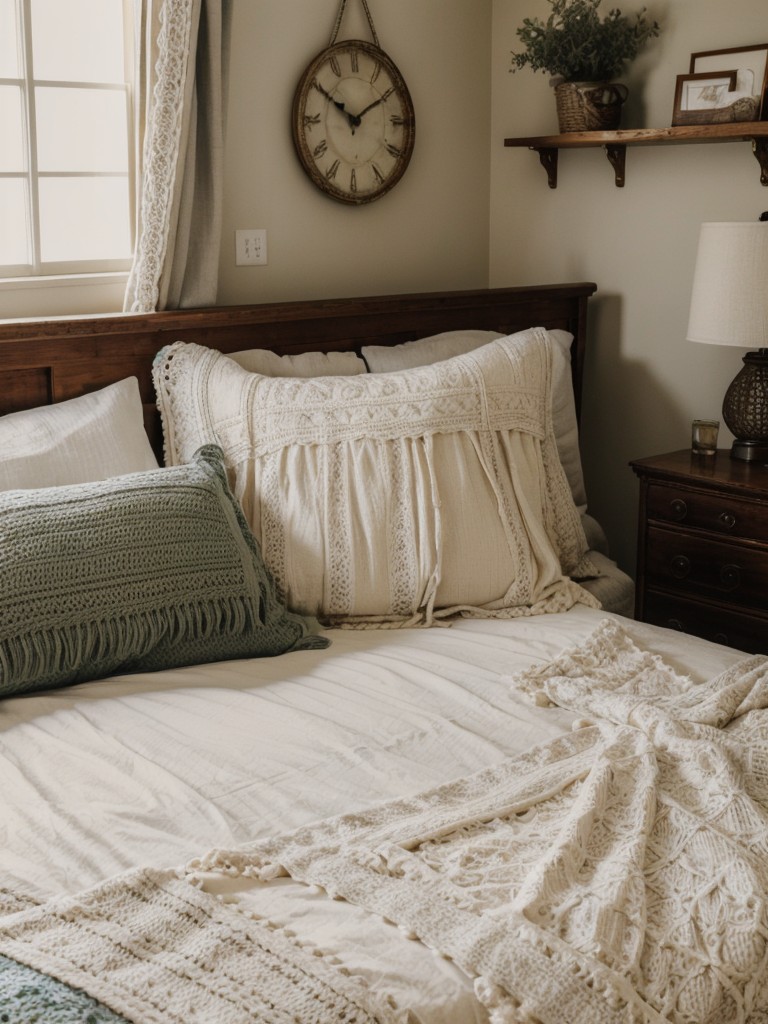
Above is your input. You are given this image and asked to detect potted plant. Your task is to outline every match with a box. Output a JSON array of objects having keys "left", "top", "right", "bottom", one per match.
[{"left": 510, "top": 0, "right": 661, "bottom": 132}]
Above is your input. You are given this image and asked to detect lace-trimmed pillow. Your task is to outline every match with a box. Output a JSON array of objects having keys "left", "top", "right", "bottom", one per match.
[
  {"left": 154, "top": 334, "right": 598, "bottom": 627},
  {"left": 362, "top": 329, "right": 587, "bottom": 513},
  {"left": 0, "top": 445, "right": 327, "bottom": 697}
]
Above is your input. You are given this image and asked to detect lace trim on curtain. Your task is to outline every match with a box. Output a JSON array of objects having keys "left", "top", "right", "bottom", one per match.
[{"left": 125, "top": 0, "right": 196, "bottom": 313}]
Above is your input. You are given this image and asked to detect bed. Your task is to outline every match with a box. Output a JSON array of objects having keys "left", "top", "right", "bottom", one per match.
[{"left": 1, "top": 284, "right": 765, "bottom": 1024}]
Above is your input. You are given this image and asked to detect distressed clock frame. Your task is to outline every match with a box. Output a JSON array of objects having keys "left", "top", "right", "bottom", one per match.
[{"left": 292, "top": 39, "right": 415, "bottom": 205}]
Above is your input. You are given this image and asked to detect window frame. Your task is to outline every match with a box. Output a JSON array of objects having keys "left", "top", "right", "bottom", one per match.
[{"left": 0, "top": 0, "right": 134, "bottom": 280}]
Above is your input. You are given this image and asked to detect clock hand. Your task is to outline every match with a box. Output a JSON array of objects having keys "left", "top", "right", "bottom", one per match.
[
  {"left": 315, "top": 82, "right": 360, "bottom": 129},
  {"left": 354, "top": 96, "right": 385, "bottom": 120}
]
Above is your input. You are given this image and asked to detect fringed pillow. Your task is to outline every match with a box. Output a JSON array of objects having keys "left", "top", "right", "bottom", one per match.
[
  {"left": 154, "top": 332, "right": 599, "bottom": 627},
  {"left": 0, "top": 445, "right": 327, "bottom": 697}
]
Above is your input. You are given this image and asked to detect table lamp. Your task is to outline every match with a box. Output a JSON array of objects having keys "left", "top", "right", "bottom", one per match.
[{"left": 686, "top": 216, "right": 768, "bottom": 461}]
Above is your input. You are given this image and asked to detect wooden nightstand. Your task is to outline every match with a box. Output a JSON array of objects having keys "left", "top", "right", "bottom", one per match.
[{"left": 630, "top": 450, "right": 768, "bottom": 654}]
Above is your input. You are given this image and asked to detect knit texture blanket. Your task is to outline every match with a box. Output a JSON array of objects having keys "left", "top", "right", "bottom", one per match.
[{"left": 2, "top": 619, "right": 768, "bottom": 1023}]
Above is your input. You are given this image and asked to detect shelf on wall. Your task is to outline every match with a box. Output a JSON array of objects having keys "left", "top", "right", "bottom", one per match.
[{"left": 503, "top": 122, "right": 768, "bottom": 188}]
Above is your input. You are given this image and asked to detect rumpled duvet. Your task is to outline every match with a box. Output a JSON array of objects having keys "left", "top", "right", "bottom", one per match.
[{"left": 2, "top": 618, "right": 767, "bottom": 1024}]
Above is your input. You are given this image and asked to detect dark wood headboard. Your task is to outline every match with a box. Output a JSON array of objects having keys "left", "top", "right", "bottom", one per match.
[{"left": 0, "top": 283, "right": 596, "bottom": 458}]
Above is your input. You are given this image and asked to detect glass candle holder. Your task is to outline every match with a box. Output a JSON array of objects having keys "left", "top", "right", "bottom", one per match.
[{"left": 692, "top": 419, "right": 719, "bottom": 455}]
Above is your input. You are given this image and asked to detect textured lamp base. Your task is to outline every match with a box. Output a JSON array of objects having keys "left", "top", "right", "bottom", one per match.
[{"left": 723, "top": 349, "right": 768, "bottom": 461}]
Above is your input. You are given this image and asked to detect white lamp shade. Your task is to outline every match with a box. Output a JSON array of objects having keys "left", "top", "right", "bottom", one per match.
[{"left": 686, "top": 221, "right": 768, "bottom": 348}]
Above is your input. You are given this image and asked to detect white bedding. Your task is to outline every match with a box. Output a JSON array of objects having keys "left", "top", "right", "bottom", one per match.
[{"left": 0, "top": 606, "right": 744, "bottom": 1022}]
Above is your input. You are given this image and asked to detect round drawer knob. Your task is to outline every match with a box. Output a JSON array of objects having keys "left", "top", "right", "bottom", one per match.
[
  {"left": 670, "top": 555, "right": 691, "bottom": 579},
  {"left": 719, "top": 511, "right": 736, "bottom": 530},
  {"left": 669, "top": 498, "right": 688, "bottom": 521},
  {"left": 713, "top": 632, "right": 730, "bottom": 645},
  {"left": 667, "top": 618, "right": 684, "bottom": 631},
  {"left": 720, "top": 563, "right": 741, "bottom": 590}
]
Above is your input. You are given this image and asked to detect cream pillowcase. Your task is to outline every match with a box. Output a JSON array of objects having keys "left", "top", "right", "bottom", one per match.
[
  {"left": 154, "top": 333, "right": 597, "bottom": 627},
  {"left": 361, "top": 330, "right": 505, "bottom": 371},
  {"left": 362, "top": 328, "right": 588, "bottom": 513},
  {"left": 229, "top": 349, "right": 366, "bottom": 377},
  {"left": 0, "top": 377, "right": 158, "bottom": 491}
]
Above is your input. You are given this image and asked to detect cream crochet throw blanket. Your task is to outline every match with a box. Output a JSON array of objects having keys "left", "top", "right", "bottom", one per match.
[{"left": 2, "top": 619, "right": 768, "bottom": 1024}]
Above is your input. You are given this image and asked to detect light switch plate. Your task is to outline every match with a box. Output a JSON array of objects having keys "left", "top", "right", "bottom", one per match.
[{"left": 235, "top": 229, "right": 267, "bottom": 266}]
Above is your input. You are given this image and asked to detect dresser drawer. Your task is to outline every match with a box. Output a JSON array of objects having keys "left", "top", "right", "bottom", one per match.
[
  {"left": 643, "top": 590, "right": 768, "bottom": 654},
  {"left": 646, "top": 483, "right": 768, "bottom": 544},
  {"left": 645, "top": 525, "right": 768, "bottom": 611}
]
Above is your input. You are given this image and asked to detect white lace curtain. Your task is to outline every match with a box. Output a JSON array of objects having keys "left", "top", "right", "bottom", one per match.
[{"left": 124, "top": 0, "right": 232, "bottom": 313}]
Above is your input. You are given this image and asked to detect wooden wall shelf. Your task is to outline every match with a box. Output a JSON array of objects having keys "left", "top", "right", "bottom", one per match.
[{"left": 504, "top": 122, "right": 768, "bottom": 188}]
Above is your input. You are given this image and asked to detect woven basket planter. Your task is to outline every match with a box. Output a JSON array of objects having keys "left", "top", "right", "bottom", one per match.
[{"left": 555, "top": 81, "right": 628, "bottom": 132}]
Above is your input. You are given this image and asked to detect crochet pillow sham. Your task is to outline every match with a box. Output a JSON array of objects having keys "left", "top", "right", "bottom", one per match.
[
  {"left": 361, "top": 328, "right": 587, "bottom": 514},
  {"left": 0, "top": 377, "right": 158, "bottom": 492},
  {"left": 0, "top": 445, "right": 327, "bottom": 698},
  {"left": 154, "top": 332, "right": 598, "bottom": 628}
]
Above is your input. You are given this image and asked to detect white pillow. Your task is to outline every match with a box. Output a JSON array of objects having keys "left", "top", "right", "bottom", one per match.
[
  {"left": 362, "top": 329, "right": 588, "bottom": 513},
  {"left": 228, "top": 349, "right": 366, "bottom": 377},
  {"left": 361, "top": 330, "right": 505, "bottom": 371},
  {"left": 0, "top": 377, "right": 158, "bottom": 491},
  {"left": 154, "top": 330, "right": 597, "bottom": 627}
]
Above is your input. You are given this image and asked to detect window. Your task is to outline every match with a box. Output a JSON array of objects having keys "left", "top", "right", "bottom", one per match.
[{"left": 0, "top": 0, "right": 132, "bottom": 278}]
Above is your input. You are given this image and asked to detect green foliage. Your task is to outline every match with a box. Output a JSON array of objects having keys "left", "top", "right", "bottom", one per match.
[{"left": 510, "top": 0, "right": 660, "bottom": 82}]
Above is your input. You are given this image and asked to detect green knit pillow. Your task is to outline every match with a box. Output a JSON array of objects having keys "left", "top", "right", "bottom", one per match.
[{"left": 0, "top": 445, "right": 328, "bottom": 697}]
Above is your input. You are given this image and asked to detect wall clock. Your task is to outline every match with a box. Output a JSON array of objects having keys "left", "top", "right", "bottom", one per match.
[{"left": 291, "top": 4, "right": 415, "bottom": 205}]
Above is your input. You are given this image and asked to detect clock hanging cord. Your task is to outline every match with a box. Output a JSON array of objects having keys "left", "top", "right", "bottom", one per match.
[{"left": 329, "top": 0, "right": 379, "bottom": 47}]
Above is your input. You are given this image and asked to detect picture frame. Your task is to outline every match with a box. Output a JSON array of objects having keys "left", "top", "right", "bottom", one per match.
[
  {"left": 689, "top": 44, "right": 768, "bottom": 121},
  {"left": 672, "top": 71, "right": 738, "bottom": 125}
]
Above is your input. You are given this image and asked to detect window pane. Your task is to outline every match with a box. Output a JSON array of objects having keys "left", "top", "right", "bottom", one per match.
[
  {"left": 36, "top": 87, "right": 128, "bottom": 172},
  {"left": 39, "top": 177, "right": 131, "bottom": 262},
  {"left": 0, "top": 0, "right": 20, "bottom": 76},
  {"left": 31, "top": 0, "right": 125, "bottom": 83},
  {"left": 0, "top": 179, "right": 30, "bottom": 264},
  {"left": 0, "top": 86, "right": 25, "bottom": 171}
]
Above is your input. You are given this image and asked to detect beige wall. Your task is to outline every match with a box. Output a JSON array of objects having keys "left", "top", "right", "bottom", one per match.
[
  {"left": 0, "top": 2, "right": 491, "bottom": 318},
  {"left": 491, "top": 0, "right": 768, "bottom": 574},
  {"left": 217, "top": 1, "right": 492, "bottom": 304}
]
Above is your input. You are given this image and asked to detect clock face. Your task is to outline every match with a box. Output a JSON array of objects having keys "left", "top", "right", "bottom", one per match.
[{"left": 292, "top": 40, "right": 415, "bottom": 205}]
